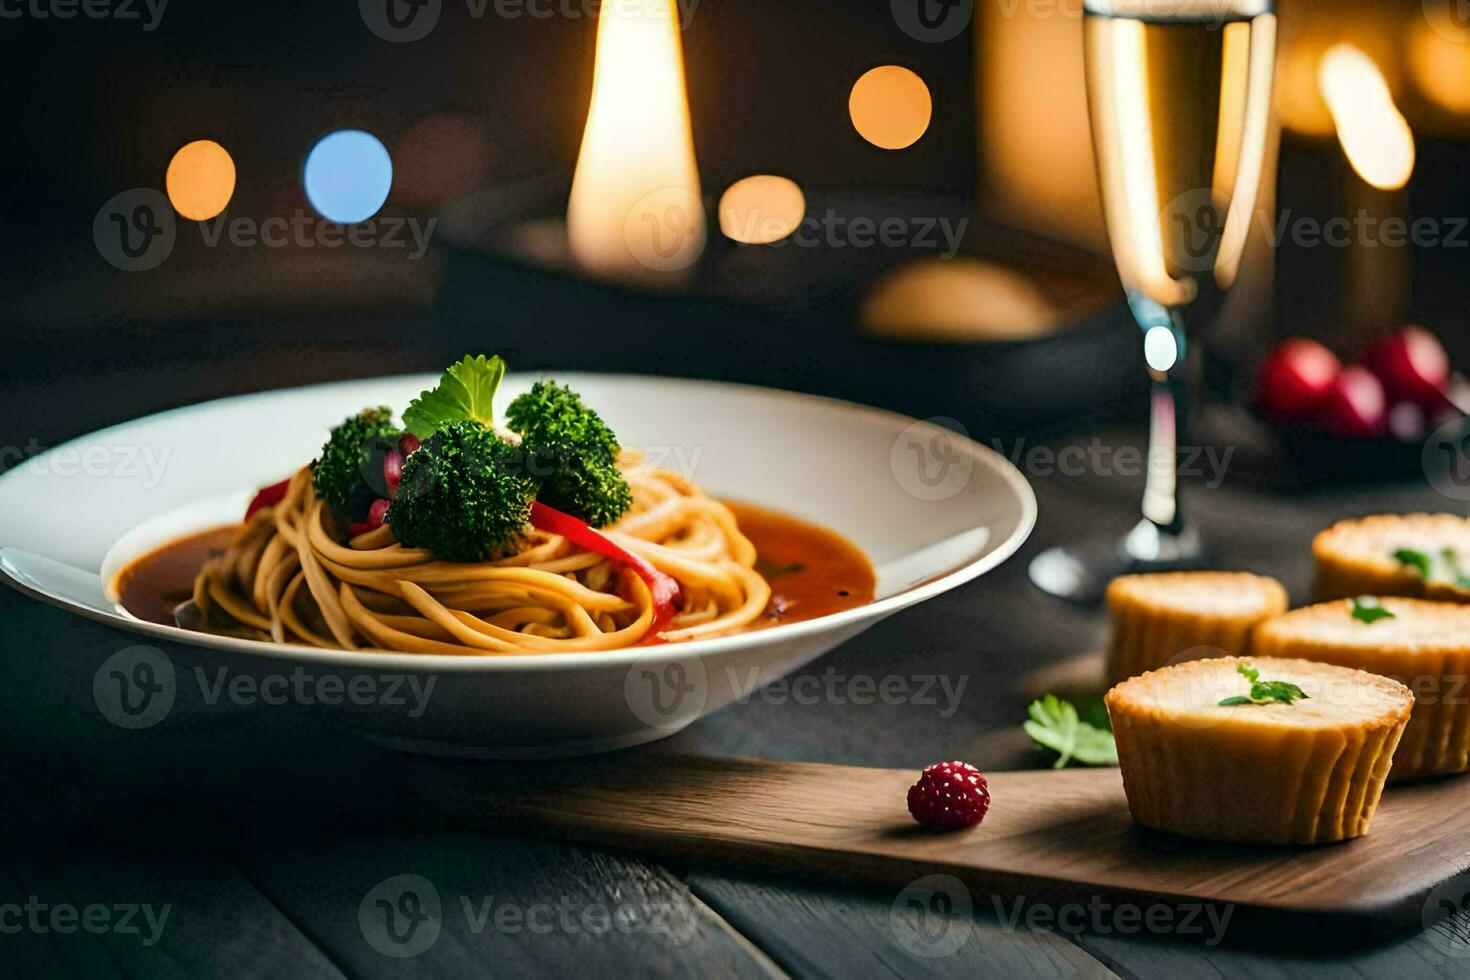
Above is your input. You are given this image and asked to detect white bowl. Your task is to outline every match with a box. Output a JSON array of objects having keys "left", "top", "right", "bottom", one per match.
[{"left": 0, "top": 374, "right": 1035, "bottom": 756}]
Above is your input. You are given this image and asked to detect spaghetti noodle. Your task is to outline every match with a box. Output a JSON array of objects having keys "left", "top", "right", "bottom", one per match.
[{"left": 191, "top": 453, "right": 772, "bottom": 654}]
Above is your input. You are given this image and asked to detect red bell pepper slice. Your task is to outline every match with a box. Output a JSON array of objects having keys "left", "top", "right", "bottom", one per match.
[
  {"left": 243, "top": 477, "right": 292, "bottom": 522},
  {"left": 529, "top": 501, "right": 681, "bottom": 636}
]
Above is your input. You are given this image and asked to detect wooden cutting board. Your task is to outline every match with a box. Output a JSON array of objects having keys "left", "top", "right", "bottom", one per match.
[{"left": 415, "top": 756, "right": 1470, "bottom": 947}]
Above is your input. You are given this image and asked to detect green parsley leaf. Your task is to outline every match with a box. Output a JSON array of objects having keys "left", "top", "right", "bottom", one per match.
[
  {"left": 403, "top": 354, "right": 507, "bottom": 438},
  {"left": 1218, "top": 661, "right": 1311, "bottom": 707},
  {"left": 1251, "top": 680, "right": 1309, "bottom": 705},
  {"left": 1351, "top": 596, "right": 1396, "bottom": 624},
  {"left": 1393, "top": 548, "right": 1434, "bottom": 580},
  {"left": 1023, "top": 695, "right": 1118, "bottom": 769}
]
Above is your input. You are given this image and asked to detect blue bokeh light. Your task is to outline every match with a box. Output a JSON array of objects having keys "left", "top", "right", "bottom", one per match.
[{"left": 303, "top": 130, "right": 393, "bottom": 224}]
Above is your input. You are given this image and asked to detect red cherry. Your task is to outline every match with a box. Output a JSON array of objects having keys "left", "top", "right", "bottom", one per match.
[
  {"left": 1256, "top": 338, "right": 1341, "bottom": 422},
  {"left": 1322, "top": 365, "right": 1388, "bottom": 439},
  {"left": 1363, "top": 326, "right": 1449, "bottom": 409}
]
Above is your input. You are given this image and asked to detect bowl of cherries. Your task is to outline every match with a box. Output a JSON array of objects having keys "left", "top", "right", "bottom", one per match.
[{"left": 1251, "top": 326, "right": 1468, "bottom": 482}]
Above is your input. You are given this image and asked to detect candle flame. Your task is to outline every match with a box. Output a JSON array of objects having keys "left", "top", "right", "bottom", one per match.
[
  {"left": 1319, "top": 44, "right": 1415, "bottom": 191},
  {"left": 567, "top": 0, "right": 705, "bottom": 283}
]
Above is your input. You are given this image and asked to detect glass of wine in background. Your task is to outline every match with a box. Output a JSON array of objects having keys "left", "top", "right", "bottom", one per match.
[{"left": 1030, "top": 0, "right": 1277, "bottom": 601}]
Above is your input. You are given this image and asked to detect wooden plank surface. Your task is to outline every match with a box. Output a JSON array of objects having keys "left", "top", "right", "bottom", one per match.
[
  {"left": 415, "top": 756, "right": 1470, "bottom": 945},
  {"left": 232, "top": 833, "right": 783, "bottom": 978}
]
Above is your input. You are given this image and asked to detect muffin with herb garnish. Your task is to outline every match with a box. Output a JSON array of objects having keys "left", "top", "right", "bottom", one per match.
[
  {"left": 1313, "top": 514, "right": 1470, "bottom": 603},
  {"left": 1105, "top": 657, "right": 1412, "bottom": 844},
  {"left": 1104, "top": 572, "right": 1288, "bottom": 684},
  {"left": 1254, "top": 597, "right": 1470, "bottom": 781}
]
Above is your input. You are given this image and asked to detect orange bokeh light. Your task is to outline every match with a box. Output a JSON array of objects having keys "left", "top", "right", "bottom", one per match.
[
  {"left": 165, "top": 140, "right": 236, "bottom": 221},
  {"left": 849, "top": 66, "right": 932, "bottom": 150}
]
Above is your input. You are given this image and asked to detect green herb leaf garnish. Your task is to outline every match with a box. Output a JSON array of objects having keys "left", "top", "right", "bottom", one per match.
[
  {"left": 1351, "top": 596, "right": 1396, "bottom": 624},
  {"left": 1394, "top": 548, "right": 1433, "bottom": 580},
  {"left": 1024, "top": 695, "right": 1118, "bottom": 769},
  {"left": 1218, "top": 662, "right": 1310, "bottom": 707},
  {"left": 403, "top": 354, "right": 507, "bottom": 438}
]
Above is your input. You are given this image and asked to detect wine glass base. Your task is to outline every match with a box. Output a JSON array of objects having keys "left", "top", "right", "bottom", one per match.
[{"left": 1028, "top": 521, "right": 1209, "bottom": 604}]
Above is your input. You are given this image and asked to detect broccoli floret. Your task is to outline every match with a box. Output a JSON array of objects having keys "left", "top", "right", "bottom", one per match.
[
  {"left": 387, "top": 421, "right": 537, "bottom": 562},
  {"left": 506, "top": 381, "right": 632, "bottom": 528},
  {"left": 313, "top": 406, "right": 400, "bottom": 520}
]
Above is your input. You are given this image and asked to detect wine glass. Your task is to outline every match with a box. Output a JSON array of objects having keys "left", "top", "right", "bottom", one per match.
[{"left": 1030, "top": 0, "right": 1277, "bottom": 601}]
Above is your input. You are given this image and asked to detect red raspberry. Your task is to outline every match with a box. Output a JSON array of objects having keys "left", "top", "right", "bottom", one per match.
[{"left": 907, "top": 761, "right": 990, "bottom": 830}]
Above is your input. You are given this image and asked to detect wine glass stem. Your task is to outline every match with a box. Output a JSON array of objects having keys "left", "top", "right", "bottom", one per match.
[
  {"left": 1135, "top": 302, "right": 1191, "bottom": 540},
  {"left": 1142, "top": 367, "right": 1185, "bottom": 535}
]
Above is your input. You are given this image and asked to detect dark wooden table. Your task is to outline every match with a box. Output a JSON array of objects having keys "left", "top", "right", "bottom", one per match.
[{"left": 3, "top": 318, "right": 1469, "bottom": 978}]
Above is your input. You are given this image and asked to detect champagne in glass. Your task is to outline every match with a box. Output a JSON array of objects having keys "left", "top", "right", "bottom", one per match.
[{"left": 1030, "top": 0, "right": 1276, "bottom": 601}]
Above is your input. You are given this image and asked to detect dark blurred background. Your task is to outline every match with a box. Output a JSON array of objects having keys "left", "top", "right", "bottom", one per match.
[{"left": 2, "top": 0, "right": 1469, "bottom": 459}]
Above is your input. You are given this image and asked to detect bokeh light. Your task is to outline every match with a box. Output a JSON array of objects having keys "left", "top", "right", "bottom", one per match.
[
  {"left": 718, "top": 175, "right": 806, "bottom": 245},
  {"left": 303, "top": 129, "right": 394, "bottom": 224},
  {"left": 165, "top": 140, "right": 236, "bottom": 221},
  {"left": 849, "top": 66, "right": 932, "bottom": 150}
]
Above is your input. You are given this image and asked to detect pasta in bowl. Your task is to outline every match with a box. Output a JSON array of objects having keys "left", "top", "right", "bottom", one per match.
[{"left": 1, "top": 363, "right": 1033, "bottom": 755}]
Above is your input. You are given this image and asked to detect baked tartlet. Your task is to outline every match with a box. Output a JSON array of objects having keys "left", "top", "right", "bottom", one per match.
[
  {"left": 1105, "top": 572, "right": 1288, "bottom": 684},
  {"left": 1106, "top": 657, "right": 1411, "bottom": 844},
  {"left": 1254, "top": 597, "right": 1470, "bottom": 780},
  {"left": 1313, "top": 514, "right": 1470, "bottom": 603}
]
